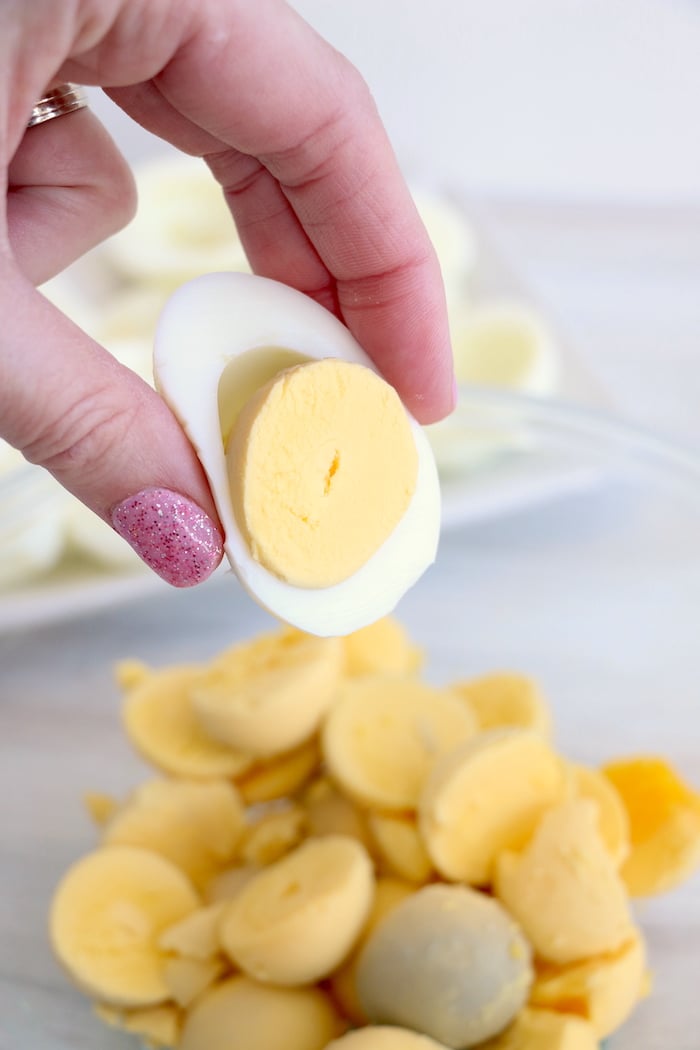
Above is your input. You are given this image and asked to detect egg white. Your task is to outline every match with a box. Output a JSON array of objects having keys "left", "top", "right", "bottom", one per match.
[{"left": 154, "top": 272, "right": 440, "bottom": 636}]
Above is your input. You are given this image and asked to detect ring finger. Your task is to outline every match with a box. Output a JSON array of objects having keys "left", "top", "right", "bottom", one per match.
[{"left": 6, "top": 95, "right": 137, "bottom": 285}]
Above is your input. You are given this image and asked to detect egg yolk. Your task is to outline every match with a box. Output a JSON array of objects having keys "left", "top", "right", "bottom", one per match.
[{"left": 225, "top": 359, "right": 418, "bottom": 589}]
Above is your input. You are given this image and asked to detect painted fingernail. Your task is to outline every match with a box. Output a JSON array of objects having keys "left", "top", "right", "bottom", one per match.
[{"left": 111, "top": 487, "right": 223, "bottom": 587}]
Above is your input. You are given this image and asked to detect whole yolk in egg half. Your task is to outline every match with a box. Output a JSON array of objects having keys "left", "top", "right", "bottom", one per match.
[{"left": 226, "top": 358, "right": 419, "bottom": 589}]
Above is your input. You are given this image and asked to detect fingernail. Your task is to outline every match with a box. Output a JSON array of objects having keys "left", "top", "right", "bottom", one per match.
[
  {"left": 111, "top": 487, "right": 223, "bottom": 587},
  {"left": 451, "top": 374, "right": 459, "bottom": 410}
]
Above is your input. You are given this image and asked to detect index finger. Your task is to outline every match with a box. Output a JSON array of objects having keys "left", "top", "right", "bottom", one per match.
[{"left": 105, "top": 0, "right": 455, "bottom": 422}]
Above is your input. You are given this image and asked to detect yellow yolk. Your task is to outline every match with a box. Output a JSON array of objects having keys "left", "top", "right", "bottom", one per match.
[
  {"left": 601, "top": 756, "right": 700, "bottom": 896},
  {"left": 343, "top": 616, "right": 424, "bottom": 676},
  {"left": 530, "top": 931, "right": 647, "bottom": 1039},
  {"left": 494, "top": 801, "right": 634, "bottom": 965},
  {"left": 218, "top": 835, "right": 374, "bottom": 986},
  {"left": 602, "top": 756, "right": 700, "bottom": 843},
  {"left": 226, "top": 359, "right": 418, "bottom": 589},
  {"left": 419, "top": 729, "right": 565, "bottom": 884}
]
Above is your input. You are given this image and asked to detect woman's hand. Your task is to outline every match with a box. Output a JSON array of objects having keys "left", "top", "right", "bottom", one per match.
[{"left": 0, "top": 0, "right": 454, "bottom": 585}]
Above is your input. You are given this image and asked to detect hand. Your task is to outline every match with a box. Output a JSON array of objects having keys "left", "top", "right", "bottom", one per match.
[{"left": 0, "top": 0, "right": 455, "bottom": 586}]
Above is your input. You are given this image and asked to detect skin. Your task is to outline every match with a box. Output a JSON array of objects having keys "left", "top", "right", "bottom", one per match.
[{"left": 0, "top": 0, "right": 455, "bottom": 556}]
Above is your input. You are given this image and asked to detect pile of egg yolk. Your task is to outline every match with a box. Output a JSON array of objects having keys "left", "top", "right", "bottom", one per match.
[{"left": 50, "top": 617, "right": 700, "bottom": 1050}]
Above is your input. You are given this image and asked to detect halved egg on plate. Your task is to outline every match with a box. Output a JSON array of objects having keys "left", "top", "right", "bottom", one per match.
[{"left": 153, "top": 273, "right": 440, "bottom": 636}]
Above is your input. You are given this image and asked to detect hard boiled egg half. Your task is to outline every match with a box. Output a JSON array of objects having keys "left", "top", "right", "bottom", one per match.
[{"left": 154, "top": 273, "right": 440, "bottom": 636}]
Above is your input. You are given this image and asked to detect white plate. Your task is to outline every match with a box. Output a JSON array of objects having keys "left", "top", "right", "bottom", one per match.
[
  {"left": 0, "top": 554, "right": 165, "bottom": 635},
  {"left": 0, "top": 203, "right": 610, "bottom": 635}
]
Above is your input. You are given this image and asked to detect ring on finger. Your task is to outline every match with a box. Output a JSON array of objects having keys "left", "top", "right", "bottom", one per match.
[{"left": 27, "top": 84, "right": 89, "bottom": 129}]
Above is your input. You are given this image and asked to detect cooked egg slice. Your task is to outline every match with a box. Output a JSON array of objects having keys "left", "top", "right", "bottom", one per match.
[
  {"left": 154, "top": 272, "right": 440, "bottom": 636},
  {"left": 0, "top": 457, "right": 68, "bottom": 589},
  {"left": 105, "top": 153, "right": 251, "bottom": 286},
  {"left": 450, "top": 301, "right": 560, "bottom": 396},
  {"left": 411, "top": 188, "right": 479, "bottom": 313}
]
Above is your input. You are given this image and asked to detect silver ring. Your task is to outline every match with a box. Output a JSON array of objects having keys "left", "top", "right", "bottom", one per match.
[{"left": 27, "top": 84, "right": 89, "bottom": 128}]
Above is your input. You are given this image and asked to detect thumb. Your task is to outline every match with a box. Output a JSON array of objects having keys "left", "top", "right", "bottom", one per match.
[{"left": 0, "top": 272, "right": 223, "bottom": 587}]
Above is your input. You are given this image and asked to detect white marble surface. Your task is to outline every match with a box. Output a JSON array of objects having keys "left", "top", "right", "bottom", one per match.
[{"left": 289, "top": 0, "right": 700, "bottom": 202}]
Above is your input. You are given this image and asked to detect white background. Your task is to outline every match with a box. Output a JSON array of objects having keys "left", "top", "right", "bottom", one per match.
[
  {"left": 92, "top": 0, "right": 700, "bottom": 203},
  {"left": 291, "top": 0, "right": 700, "bottom": 202}
]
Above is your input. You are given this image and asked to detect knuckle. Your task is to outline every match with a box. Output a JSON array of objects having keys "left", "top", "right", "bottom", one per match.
[
  {"left": 337, "top": 254, "right": 433, "bottom": 315},
  {"left": 261, "top": 64, "right": 378, "bottom": 206},
  {"left": 205, "top": 149, "right": 266, "bottom": 199},
  {"left": 267, "top": 108, "right": 353, "bottom": 190},
  {"left": 21, "top": 386, "right": 140, "bottom": 485}
]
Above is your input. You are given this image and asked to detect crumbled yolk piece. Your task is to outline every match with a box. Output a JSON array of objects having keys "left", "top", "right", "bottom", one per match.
[
  {"left": 601, "top": 756, "right": 700, "bottom": 896},
  {"left": 530, "top": 932, "right": 646, "bottom": 1038},
  {"left": 95, "top": 1002, "right": 182, "bottom": 1048},
  {"left": 226, "top": 359, "right": 418, "bottom": 588},
  {"left": 343, "top": 616, "right": 424, "bottom": 677},
  {"left": 453, "top": 672, "right": 552, "bottom": 738},
  {"left": 602, "top": 757, "right": 700, "bottom": 843},
  {"left": 494, "top": 800, "right": 634, "bottom": 965}
]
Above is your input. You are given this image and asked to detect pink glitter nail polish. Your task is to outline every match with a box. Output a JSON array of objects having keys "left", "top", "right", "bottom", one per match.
[{"left": 111, "top": 488, "right": 223, "bottom": 587}]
